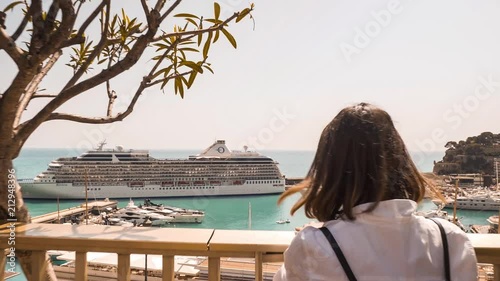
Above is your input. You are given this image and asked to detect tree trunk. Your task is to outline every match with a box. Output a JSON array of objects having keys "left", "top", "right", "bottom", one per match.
[{"left": 0, "top": 153, "right": 57, "bottom": 280}]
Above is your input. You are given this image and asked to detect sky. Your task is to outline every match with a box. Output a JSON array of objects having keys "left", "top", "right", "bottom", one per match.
[{"left": 1, "top": 0, "right": 499, "bottom": 154}]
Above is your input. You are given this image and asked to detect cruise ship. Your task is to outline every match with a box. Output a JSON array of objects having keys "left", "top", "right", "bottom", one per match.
[{"left": 19, "top": 140, "right": 285, "bottom": 199}]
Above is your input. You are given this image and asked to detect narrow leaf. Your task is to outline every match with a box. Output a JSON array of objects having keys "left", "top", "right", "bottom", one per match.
[
  {"left": 180, "top": 61, "right": 203, "bottom": 73},
  {"left": 221, "top": 28, "right": 237, "bottom": 48},
  {"left": 178, "top": 47, "right": 199, "bottom": 53},
  {"left": 213, "top": 30, "right": 220, "bottom": 43},
  {"left": 203, "top": 65, "right": 214, "bottom": 74},
  {"left": 187, "top": 71, "right": 198, "bottom": 88},
  {"left": 174, "top": 13, "right": 200, "bottom": 19},
  {"left": 203, "top": 32, "right": 213, "bottom": 58},
  {"left": 186, "top": 18, "right": 198, "bottom": 27},
  {"left": 3, "top": 1, "right": 23, "bottom": 12},
  {"left": 214, "top": 3, "right": 221, "bottom": 20},
  {"left": 236, "top": 8, "right": 250, "bottom": 23}
]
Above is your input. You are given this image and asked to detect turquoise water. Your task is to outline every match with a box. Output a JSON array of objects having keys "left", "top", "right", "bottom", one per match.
[
  {"left": 12, "top": 148, "right": 496, "bottom": 230},
  {"left": 7, "top": 148, "right": 495, "bottom": 280}
]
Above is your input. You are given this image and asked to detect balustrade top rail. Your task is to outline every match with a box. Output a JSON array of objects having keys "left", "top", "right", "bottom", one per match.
[{"left": 1, "top": 223, "right": 499, "bottom": 261}]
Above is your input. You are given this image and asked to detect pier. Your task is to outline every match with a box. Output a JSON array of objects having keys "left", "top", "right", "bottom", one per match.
[{"left": 31, "top": 200, "right": 118, "bottom": 224}]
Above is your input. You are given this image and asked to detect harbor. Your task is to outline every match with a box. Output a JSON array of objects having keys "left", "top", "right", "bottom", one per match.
[
  {"left": 5, "top": 148, "right": 500, "bottom": 280},
  {"left": 31, "top": 200, "right": 118, "bottom": 224}
]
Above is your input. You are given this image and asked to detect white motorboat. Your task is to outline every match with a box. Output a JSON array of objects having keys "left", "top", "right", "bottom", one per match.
[{"left": 111, "top": 200, "right": 173, "bottom": 226}]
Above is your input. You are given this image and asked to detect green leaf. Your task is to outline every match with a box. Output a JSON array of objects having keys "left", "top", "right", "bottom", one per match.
[
  {"left": 180, "top": 74, "right": 189, "bottom": 87},
  {"left": 178, "top": 47, "right": 199, "bottom": 53},
  {"left": 187, "top": 71, "right": 198, "bottom": 88},
  {"left": 236, "top": 8, "right": 251, "bottom": 23},
  {"left": 174, "top": 77, "right": 185, "bottom": 98},
  {"left": 203, "top": 32, "right": 213, "bottom": 58},
  {"left": 154, "top": 43, "right": 170, "bottom": 50},
  {"left": 185, "top": 18, "right": 198, "bottom": 27},
  {"left": 174, "top": 13, "right": 200, "bottom": 19},
  {"left": 203, "top": 64, "right": 214, "bottom": 74},
  {"left": 221, "top": 28, "right": 237, "bottom": 48},
  {"left": 197, "top": 21, "right": 203, "bottom": 46},
  {"left": 204, "top": 19, "right": 223, "bottom": 25},
  {"left": 213, "top": 30, "right": 220, "bottom": 43},
  {"left": 214, "top": 2, "right": 221, "bottom": 20},
  {"left": 3, "top": 1, "right": 23, "bottom": 13},
  {"left": 152, "top": 65, "right": 173, "bottom": 80},
  {"left": 180, "top": 61, "right": 203, "bottom": 73}
]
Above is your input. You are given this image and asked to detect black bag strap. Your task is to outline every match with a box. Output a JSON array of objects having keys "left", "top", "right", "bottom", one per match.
[
  {"left": 319, "top": 226, "right": 358, "bottom": 281},
  {"left": 428, "top": 218, "right": 451, "bottom": 281}
]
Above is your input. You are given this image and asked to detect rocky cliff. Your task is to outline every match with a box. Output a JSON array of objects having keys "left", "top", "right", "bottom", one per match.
[{"left": 433, "top": 132, "right": 500, "bottom": 175}]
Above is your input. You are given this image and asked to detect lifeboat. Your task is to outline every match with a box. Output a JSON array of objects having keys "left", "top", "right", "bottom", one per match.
[{"left": 128, "top": 182, "right": 144, "bottom": 187}]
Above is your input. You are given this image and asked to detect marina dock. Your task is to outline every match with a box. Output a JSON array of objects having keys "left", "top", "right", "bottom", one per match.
[{"left": 31, "top": 200, "right": 118, "bottom": 224}]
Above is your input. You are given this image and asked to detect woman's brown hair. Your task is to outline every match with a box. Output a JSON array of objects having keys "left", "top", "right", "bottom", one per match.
[{"left": 279, "top": 103, "right": 442, "bottom": 222}]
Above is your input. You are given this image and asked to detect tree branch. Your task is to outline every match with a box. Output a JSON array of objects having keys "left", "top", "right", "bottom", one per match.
[
  {"left": 147, "top": 70, "right": 193, "bottom": 88},
  {"left": 159, "top": 0, "right": 182, "bottom": 22},
  {"left": 60, "top": 0, "right": 106, "bottom": 49},
  {"left": 153, "top": 11, "right": 240, "bottom": 42},
  {"left": 63, "top": 0, "right": 110, "bottom": 90},
  {"left": 47, "top": 78, "right": 149, "bottom": 124},
  {"left": 29, "top": 0, "right": 46, "bottom": 53},
  {"left": 140, "top": 0, "right": 149, "bottom": 18},
  {"left": 0, "top": 28, "right": 25, "bottom": 67},
  {"left": 14, "top": 51, "right": 62, "bottom": 128},
  {"left": 37, "top": 0, "right": 76, "bottom": 58},
  {"left": 154, "top": 0, "right": 167, "bottom": 12},
  {"left": 11, "top": 5, "right": 30, "bottom": 41},
  {"left": 45, "top": 0, "right": 61, "bottom": 32},
  {"left": 30, "top": 94, "right": 58, "bottom": 99},
  {"left": 75, "top": 0, "right": 107, "bottom": 40},
  {"left": 15, "top": 10, "right": 163, "bottom": 144}
]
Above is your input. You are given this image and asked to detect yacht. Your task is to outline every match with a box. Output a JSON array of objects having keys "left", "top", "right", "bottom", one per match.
[
  {"left": 20, "top": 140, "right": 285, "bottom": 199},
  {"left": 110, "top": 200, "right": 173, "bottom": 226},
  {"left": 140, "top": 200, "right": 205, "bottom": 223},
  {"left": 432, "top": 193, "right": 500, "bottom": 211}
]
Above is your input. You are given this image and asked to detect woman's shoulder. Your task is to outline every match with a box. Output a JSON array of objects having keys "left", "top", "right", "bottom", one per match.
[{"left": 420, "top": 217, "right": 466, "bottom": 234}]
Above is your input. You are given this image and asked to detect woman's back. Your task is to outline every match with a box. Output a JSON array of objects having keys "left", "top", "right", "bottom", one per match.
[
  {"left": 275, "top": 103, "right": 477, "bottom": 280},
  {"left": 274, "top": 199, "right": 477, "bottom": 281}
]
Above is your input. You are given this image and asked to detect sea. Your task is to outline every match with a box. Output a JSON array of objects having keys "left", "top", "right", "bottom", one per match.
[{"left": 5, "top": 148, "right": 497, "bottom": 280}]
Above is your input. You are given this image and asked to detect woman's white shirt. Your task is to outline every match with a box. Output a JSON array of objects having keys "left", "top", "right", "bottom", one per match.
[{"left": 274, "top": 199, "right": 477, "bottom": 281}]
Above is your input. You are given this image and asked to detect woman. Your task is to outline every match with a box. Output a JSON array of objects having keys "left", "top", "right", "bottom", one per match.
[{"left": 274, "top": 103, "right": 477, "bottom": 281}]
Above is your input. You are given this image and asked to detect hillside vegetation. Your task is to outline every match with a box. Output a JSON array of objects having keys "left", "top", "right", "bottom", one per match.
[{"left": 435, "top": 132, "right": 500, "bottom": 175}]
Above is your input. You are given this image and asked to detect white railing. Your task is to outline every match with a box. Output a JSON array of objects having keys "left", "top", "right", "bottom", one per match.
[{"left": 0, "top": 223, "right": 499, "bottom": 281}]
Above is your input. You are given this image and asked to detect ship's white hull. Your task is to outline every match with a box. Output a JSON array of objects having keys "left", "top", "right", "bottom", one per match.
[
  {"left": 433, "top": 199, "right": 500, "bottom": 211},
  {"left": 20, "top": 181, "right": 285, "bottom": 199}
]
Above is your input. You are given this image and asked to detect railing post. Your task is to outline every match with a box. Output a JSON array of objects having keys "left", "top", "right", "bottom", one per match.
[
  {"left": 494, "top": 264, "right": 500, "bottom": 281},
  {"left": 75, "top": 251, "right": 87, "bottom": 281},
  {"left": 162, "top": 255, "right": 175, "bottom": 281},
  {"left": 118, "top": 253, "right": 131, "bottom": 281},
  {"left": 31, "top": 250, "right": 47, "bottom": 281},
  {"left": 208, "top": 257, "right": 220, "bottom": 281},
  {"left": 255, "top": 252, "right": 263, "bottom": 281}
]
